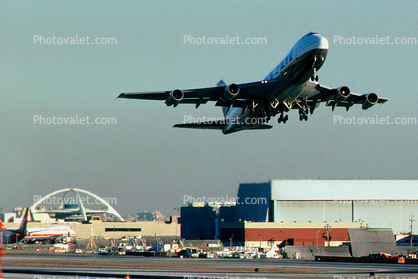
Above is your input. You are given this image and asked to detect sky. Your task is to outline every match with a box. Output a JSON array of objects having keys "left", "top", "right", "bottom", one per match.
[{"left": 1, "top": 0, "right": 418, "bottom": 218}]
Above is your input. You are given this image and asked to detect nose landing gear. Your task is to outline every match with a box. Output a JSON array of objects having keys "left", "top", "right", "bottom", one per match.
[{"left": 311, "top": 55, "right": 324, "bottom": 81}]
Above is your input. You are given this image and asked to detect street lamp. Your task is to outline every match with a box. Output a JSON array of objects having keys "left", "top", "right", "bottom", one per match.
[
  {"left": 316, "top": 230, "right": 320, "bottom": 255},
  {"left": 324, "top": 225, "right": 331, "bottom": 246}
]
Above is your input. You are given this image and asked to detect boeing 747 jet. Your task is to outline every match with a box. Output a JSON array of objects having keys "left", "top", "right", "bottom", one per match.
[{"left": 117, "top": 32, "right": 389, "bottom": 134}]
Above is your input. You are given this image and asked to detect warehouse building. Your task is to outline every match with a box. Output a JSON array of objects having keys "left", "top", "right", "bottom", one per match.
[
  {"left": 181, "top": 180, "right": 418, "bottom": 247},
  {"left": 235, "top": 180, "right": 418, "bottom": 234}
]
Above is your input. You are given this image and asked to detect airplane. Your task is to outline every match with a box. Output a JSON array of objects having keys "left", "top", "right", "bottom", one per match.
[
  {"left": 23, "top": 225, "right": 76, "bottom": 244},
  {"left": 117, "top": 32, "right": 389, "bottom": 134},
  {"left": 0, "top": 208, "right": 28, "bottom": 244}
]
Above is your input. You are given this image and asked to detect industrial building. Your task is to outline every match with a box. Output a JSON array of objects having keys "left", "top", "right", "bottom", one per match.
[
  {"left": 181, "top": 180, "right": 418, "bottom": 248},
  {"left": 235, "top": 180, "right": 418, "bottom": 233}
]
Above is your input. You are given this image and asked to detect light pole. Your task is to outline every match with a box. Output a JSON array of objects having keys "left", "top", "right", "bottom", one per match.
[
  {"left": 324, "top": 225, "right": 331, "bottom": 246},
  {"left": 410, "top": 215, "right": 415, "bottom": 247},
  {"left": 259, "top": 234, "right": 261, "bottom": 250},
  {"left": 316, "top": 230, "right": 320, "bottom": 255}
]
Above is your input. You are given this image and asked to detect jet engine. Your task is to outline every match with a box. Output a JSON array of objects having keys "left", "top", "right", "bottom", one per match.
[
  {"left": 221, "top": 83, "right": 240, "bottom": 101},
  {"left": 335, "top": 86, "right": 351, "bottom": 102},
  {"left": 362, "top": 93, "right": 378, "bottom": 110},
  {"left": 165, "top": 89, "right": 184, "bottom": 107}
]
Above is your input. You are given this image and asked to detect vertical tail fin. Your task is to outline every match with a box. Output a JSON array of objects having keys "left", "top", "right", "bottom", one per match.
[
  {"left": 18, "top": 208, "right": 29, "bottom": 232},
  {"left": 216, "top": 79, "right": 227, "bottom": 88},
  {"left": 222, "top": 107, "right": 229, "bottom": 118},
  {"left": 216, "top": 79, "right": 228, "bottom": 118}
]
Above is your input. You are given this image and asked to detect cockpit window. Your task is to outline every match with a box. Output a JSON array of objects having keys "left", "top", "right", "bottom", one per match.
[{"left": 307, "top": 32, "right": 318, "bottom": 36}]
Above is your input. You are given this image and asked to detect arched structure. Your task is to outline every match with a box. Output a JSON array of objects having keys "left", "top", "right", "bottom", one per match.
[{"left": 30, "top": 188, "right": 124, "bottom": 222}]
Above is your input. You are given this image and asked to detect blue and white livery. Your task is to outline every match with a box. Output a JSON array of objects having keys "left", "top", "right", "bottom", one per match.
[{"left": 118, "top": 32, "right": 389, "bottom": 134}]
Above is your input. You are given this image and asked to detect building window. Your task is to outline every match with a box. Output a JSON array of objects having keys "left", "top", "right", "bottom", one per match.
[{"left": 105, "top": 228, "right": 142, "bottom": 232}]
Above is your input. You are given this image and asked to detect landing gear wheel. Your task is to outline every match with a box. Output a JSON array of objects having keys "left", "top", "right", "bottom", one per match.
[
  {"left": 278, "top": 114, "right": 288, "bottom": 124},
  {"left": 299, "top": 110, "right": 308, "bottom": 121}
]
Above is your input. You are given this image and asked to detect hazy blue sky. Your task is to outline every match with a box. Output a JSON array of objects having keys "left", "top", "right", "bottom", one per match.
[{"left": 1, "top": 0, "right": 417, "bottom": 217}]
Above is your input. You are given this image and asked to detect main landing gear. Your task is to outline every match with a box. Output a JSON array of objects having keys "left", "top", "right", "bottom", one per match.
[
  {"left": 299, "top": 108, "right": 308, "bottom": 121},
  {"left": 277, "top": 113, "right": 288, "bottom": 124}
]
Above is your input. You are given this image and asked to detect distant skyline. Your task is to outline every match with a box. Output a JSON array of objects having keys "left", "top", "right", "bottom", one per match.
[{"left": 1, "top": 1, "right": 418, "bottom": 218}]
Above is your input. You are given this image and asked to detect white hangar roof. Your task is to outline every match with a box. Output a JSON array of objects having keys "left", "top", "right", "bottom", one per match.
[{"left": 270, "top": 180, "right": 418, "bottom": 201}]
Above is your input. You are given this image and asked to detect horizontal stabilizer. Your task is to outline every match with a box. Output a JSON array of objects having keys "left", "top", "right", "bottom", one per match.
[
  {"left": 174, "top": 121, "right": 273, "bottom": 131},
  {"left": 248, "top": 124, "right": 273, "bottom": 130},
  {"left": 174, "top": 121, "right": 225, "bottom": 130}
]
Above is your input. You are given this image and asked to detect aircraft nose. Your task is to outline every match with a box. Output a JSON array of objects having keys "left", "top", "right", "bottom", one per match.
[{"left": 313, "top": 34, "right": 329, "bottom": 50}]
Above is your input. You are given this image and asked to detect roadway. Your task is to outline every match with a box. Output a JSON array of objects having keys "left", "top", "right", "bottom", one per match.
[{"left": 4, "top": 253, "right": 418, "bottom": 278}]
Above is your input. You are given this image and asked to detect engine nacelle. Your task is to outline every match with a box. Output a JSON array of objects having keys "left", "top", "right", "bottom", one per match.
[
  {"left": 221, "top": 83, "right": 240, "bottom": 101},
  {"left": 165, "top": 89, "right": 184, "bottom": 107},
  {"left": 362, "top": 93, "right": 378, "bottom": 110},
  {"left": 335, "top": 86, "right": 351, "bottom": 103}
]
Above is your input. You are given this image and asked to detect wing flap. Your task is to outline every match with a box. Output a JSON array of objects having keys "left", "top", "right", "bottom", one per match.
[{"left": 305, "top": 83, "right": 389, "bottom": 108}]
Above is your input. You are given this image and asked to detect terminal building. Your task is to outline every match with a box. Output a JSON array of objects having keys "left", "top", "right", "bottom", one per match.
[{"left": 181, "top": 180, "right": 418, "bottom": 248}]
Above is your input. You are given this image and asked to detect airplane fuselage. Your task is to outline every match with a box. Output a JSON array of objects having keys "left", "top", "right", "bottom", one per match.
[{"left": 26, "top": 226, "right": 76, "bottom": 238}]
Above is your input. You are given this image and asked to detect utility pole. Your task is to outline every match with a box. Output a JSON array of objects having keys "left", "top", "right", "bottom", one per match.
[{"left": 410, "top": 215, "right": 415, "bottom": 247}]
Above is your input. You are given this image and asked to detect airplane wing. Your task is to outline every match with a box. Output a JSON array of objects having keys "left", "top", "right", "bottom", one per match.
[
  {"left": 301, "top": 82, "right": 389, "bottom": 112},
  {"left": 117, "top": 79, "right": 280, "bottom": 108}
]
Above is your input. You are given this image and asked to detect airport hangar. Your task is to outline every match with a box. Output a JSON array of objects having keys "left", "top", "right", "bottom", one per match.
[{"left": 181, "top": 180, "right": 418, "bottom": 248}]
